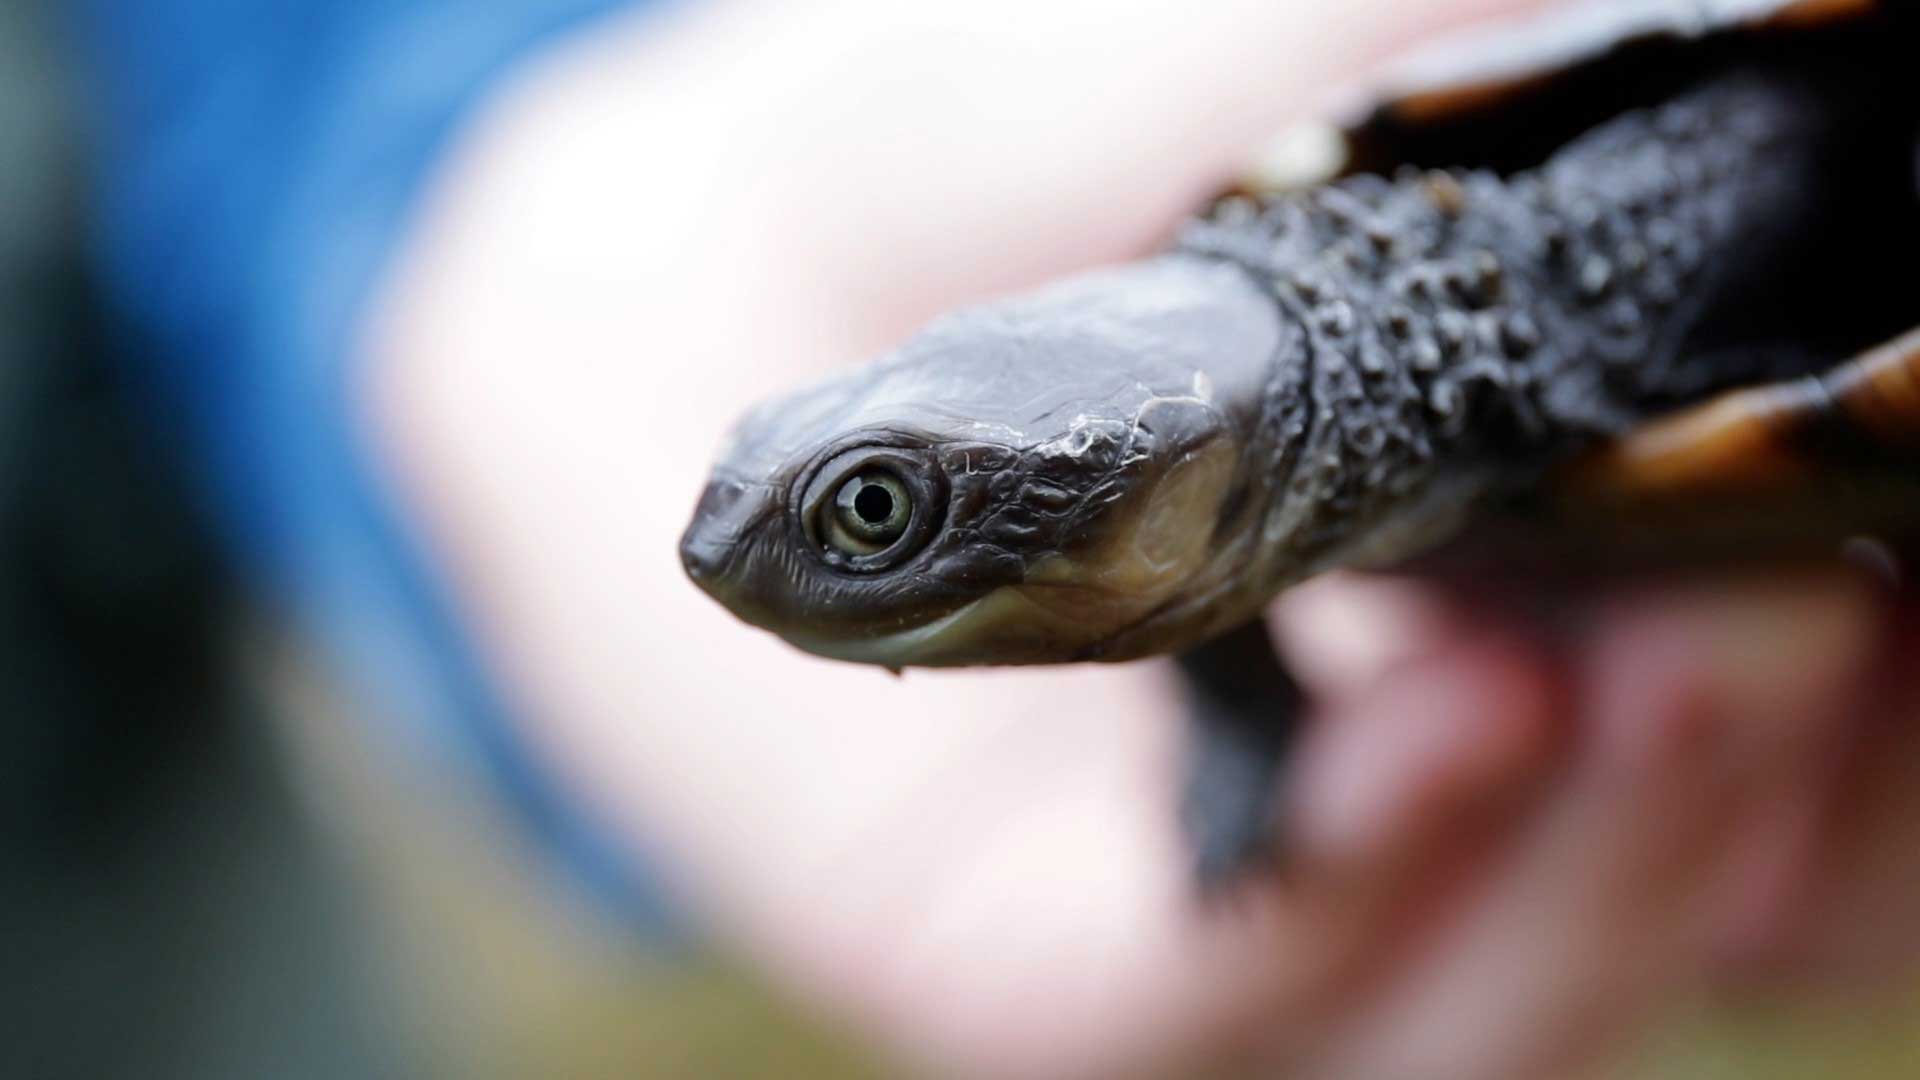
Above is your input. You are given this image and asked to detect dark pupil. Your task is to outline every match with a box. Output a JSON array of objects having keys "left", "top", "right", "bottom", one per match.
[{"left": 853, "top": 483, "right": 894, "bottom": 525}]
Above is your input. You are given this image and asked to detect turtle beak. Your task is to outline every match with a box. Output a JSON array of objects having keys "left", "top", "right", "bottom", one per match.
[
  {"left": 678, "top": 528, "right": 731, "bottom": 591},
  {"left": 679, "top": 475, "right": 775, "bottom": 597}
]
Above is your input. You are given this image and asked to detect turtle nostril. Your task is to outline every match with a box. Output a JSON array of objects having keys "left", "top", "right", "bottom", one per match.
[
  {"left": 678, "top": 523, "right": 730, "bottom": 586},
  {"left": 680, "top": 538, "right": 718, "bottom": 583},
  {"left": 683, "top": 476, "right": 777, "bottom": 596}
]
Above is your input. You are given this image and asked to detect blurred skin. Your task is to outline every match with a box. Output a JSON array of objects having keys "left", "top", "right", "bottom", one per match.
[{"left": 359, "top": 1, "right": 1920, "bottom": 1077}]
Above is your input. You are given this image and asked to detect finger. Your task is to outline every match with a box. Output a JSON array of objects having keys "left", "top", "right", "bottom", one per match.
[
  {"left": 1699, "top": 578, "right": 1901, "bottom": 975},
  {"left": 1302, "top": 573, "right": 1875, "bottom": 1080},
  {"left": 1731, "top": 602, "right": 1920, "bottom": 991},
  {"left": 1274, "top": 572, "right": 1473, "bottom": 699},
  {"left": 1275, "top": 573, "right": 1565, "bottom": 873},
  {"left": 1291, "top": 631, "right": 1559, "bottom": 868}
]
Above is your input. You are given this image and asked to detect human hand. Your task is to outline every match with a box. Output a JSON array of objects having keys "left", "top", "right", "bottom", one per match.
[{"left": 359, "top": 1, "right": 1920, "bottom": 1076}]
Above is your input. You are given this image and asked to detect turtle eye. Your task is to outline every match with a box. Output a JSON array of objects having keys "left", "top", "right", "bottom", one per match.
[
  {"left": 800, "top": 444, "right": 947, "bottom": 571},
  {"left": 826, "top": 471, "right": 912, "bottom": 554}
]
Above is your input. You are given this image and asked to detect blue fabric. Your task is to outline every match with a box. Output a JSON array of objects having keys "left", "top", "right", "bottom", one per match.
[{"left": 74, "top": 0, "right": 679, "bottom": 932}]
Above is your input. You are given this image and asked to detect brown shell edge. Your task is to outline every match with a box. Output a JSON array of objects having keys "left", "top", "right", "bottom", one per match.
[{"left": 1561, "top": 324, "right": 1920, "bottom": 505}]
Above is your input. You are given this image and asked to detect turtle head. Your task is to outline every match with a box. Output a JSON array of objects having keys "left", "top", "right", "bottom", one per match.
[{"left": 680, "top": 257, "right": 1292, "bottom": 667}]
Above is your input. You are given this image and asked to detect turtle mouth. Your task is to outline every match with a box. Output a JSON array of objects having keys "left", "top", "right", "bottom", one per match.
[
  {"left": 779, "top": 584, "right": 1127, "bottom": 668},
  {"left": 780, "top": 595, "right": 995, "bottom": 666}
]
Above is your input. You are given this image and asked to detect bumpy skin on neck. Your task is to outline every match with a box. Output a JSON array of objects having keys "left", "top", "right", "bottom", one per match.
[{"left": 1117, "top": 72, "right": 1838, "bottom": 653}]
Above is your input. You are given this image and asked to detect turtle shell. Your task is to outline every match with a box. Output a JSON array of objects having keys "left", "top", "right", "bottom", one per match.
[
  {"left": 1345, "top": 0, "right": 1886, "bottom": 174},
  {"left": 1337, "top": 0, "right": 1920, "bottom": 553},
  {"left": 1368, "top": 1, "right": 1878, "bottom": 124}
]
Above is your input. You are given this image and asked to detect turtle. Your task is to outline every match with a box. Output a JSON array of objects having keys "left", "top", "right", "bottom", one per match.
[{"left": 679, "top": 0, "right": 1920, "bottom": 890}]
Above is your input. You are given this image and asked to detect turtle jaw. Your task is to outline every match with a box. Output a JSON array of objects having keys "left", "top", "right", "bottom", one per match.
[
  {"left": 777, "top": 586, "right": 1103, "bottom": 668},
  {"left": 776, "top": 578, "right": 1207, "bottom": 668}
]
